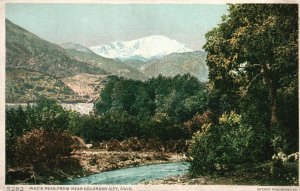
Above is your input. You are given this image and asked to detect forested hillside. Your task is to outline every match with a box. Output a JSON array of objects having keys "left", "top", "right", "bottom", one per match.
[{"left": 6, "top": 67, "right": 80, "bottom": 103}]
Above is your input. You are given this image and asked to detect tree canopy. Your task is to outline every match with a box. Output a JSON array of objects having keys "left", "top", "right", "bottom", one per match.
[
  {"left": 189, "top": 4, "right": 298, "bottom": 177},
  {"left": 204, "top": 4, "right": 298, "bottom": 131}
]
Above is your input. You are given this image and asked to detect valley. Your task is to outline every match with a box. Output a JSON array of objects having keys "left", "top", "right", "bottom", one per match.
[
  {"left": 61, "top": 73, "right": 108, "bottom": 102},
  {"left": 6, "top": 19, "right": 208, "bottom": 104}
]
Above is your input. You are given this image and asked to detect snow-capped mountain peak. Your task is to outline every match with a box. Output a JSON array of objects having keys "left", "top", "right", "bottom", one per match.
[{"left": 90, "top": 35, "right": 193, "bottom": 62}]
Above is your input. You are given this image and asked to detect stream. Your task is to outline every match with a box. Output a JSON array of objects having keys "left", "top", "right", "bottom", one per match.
[{"left": 64, "top": 162, "right": 189, "bottom": 185}]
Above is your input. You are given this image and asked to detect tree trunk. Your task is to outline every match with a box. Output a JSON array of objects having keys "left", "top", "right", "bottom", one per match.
[
  {"left": 262, "top": 64, "right": 278, "bottom": 128},
  {"left": 269, "top": 79, "right": 278, "bottom": 126}
]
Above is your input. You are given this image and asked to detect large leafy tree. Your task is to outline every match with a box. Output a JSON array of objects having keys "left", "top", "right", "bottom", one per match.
[
  {"left": 189, "top": 6, "right": 298, "bottom": 175},
  {"left": 204, "top": 4, "right": 298, "bottom": 130}
]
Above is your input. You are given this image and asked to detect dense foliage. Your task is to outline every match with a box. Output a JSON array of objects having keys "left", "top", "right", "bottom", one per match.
[
  {"left": 90, "top": 74, "right": 208, "bottom": 141},
  {"left": 6, "top": 98, "right": 72, "bottom": 165},
  {"left": 189, "top": 112, "right": 269, "bottom": 174},
  {"left": 15, "top": 129, "right": 80, "bottom": 178},
  {"left": 189, "top": 4, "right": 298, "bottom": 178},
  {"left": 6, "top": 74, "right": 208, "bottom": 165}
]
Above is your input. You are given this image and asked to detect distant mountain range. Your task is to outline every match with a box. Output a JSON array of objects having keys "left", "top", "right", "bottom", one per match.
[
  {"left": 6, "top": 19, "right": 208, "bottom": 103},
  {"left": 90, "top": 35, "right": 193, "bottom": 62},
  {"left": 6, "top": 19, "right": 107, "bottom": 78},
  {"left": 61, "top": 43, "right": 147, "bottom": 81}
]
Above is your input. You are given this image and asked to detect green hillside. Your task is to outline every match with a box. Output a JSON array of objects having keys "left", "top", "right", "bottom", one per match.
[
  {"left": 63, "top": 48, "right": 147, "bottom": 81},
  {"left": 6, "top": 19, "right": 107, "bottom": 78},
  {"left": 122, "top": 59, "right": 147, "bottom": 70},
  {"left": 141, "top": 51, "right": 208, "bottom": 81}
]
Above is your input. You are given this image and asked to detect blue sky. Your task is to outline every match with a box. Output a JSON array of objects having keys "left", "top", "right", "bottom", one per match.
[{"left": 6, "top": 4, "right": 228, "bottom": 50}]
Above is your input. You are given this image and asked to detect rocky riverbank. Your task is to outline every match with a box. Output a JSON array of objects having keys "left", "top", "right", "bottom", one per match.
[
  {"left": 142, "top": 173, "right": 243, "bottom": 185},
  {"left": 7, "top": 147, "right": 188, "bottom": 185}
]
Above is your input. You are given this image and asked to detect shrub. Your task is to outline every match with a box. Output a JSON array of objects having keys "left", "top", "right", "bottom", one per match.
[
  {"left": 24, "top": 83, "right": 33, "bottom": 89},
  {"left": 270, "top": 152, "right": 299, "bottom": 185},
  {"left": 150, "top": 112, "right": 189, "bottom": 140},
  {"left": 6, "top": 98, "right": 73, "bottom": 166},
  {"left": 15, "top": 129, "right": 78, "bottom": 177},
  {"left": 120, "top": 137, "right": 143, "bottom": 151},
  {"left": 93, "top": 137, "right": 189, "bottom": 152},
  {"left": 183, "top": 111, "right": 211, "bottom": 135},
  {"left": 6, "top": 106, "right": 31, "bottom": 165},
  {"left": 188, "top": 111, "right": 269, "bottom": 175},
  {"left": 30, "top": 97, "right": 71, "bottom": 131},
  {"left": 35, "top": 86, "right": 45, "bottom": 91}
]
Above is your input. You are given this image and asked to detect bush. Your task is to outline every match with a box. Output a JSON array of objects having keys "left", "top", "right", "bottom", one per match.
[
  {"left": 188, "top": 111, "right": 269, "bottom": 175},
  {"left": 6, "top": 98, "right": 74, "bottom": 166},
  {"left": 183, "top": 111, "right": 211, "bottom": 136},
  {"left": 15, "top": 129, "right": 78, "bottom": 177},
  {"left": 6, "top": 106, "right": 31, "bottom": 165},
  {"left": 35, "top": 86, "right": 45, "bottom": 91},
  {"left": 30, "top": 97, "right": 71, "bottom": 131},
  {"left": 95, "top": 137, "right": 189, "bottom": 152},
  {"left": 24, "top": 83, "right": 33, "bottom": 89},
  {"left": 120, "top": 137, "right": 143, "bottom": 151},
  {"left": 270, "top": 152, "right": 298, "bottom": 185}
]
